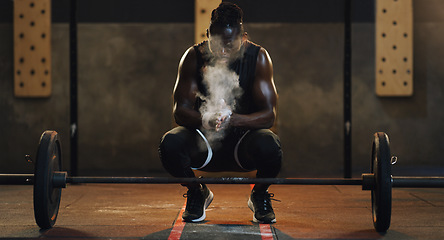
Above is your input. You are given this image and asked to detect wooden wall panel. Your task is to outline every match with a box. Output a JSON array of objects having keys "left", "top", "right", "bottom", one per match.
[
  {"left": 14, "top": 0, "right": 52, "bottom": 97},
  {"left": 195, "top": 0, "right": 221, "bottom": 44},
  {"left": 375, "top": 0, "right": 413, "bottom": 96}
]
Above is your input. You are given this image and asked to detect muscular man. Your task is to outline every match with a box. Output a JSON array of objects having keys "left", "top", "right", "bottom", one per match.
[{"left": 159, "top": 2, "right": 282, "bottom": 223}]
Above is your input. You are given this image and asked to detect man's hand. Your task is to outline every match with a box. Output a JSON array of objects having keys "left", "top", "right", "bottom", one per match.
[
  {"left": 215, "top": 112, "right": 231, "bottom": 131},
  {"left": 202, "top": 110, "right": 232, "bottom": 131}
]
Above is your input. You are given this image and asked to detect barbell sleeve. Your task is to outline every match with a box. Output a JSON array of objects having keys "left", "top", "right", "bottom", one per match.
[
  {"left": 0, "top": 174, "right": 34, "bottom": 185},
  {"left": 392, "top": 176, "right": 444, "bottom": 188}
]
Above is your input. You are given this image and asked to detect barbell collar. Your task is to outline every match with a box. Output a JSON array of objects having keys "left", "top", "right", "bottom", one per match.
[
  {"left": 0, "top": 174, "right": 34, "bottom": 185},
  {"left": 392, "top": 176, "right": 444, "bottom": 188},
  {"left": 53, "top": 172, "right": 67, "bottom": 188},
  {"left": 361, "top": 173, "right": 375, "bottom": 190}
]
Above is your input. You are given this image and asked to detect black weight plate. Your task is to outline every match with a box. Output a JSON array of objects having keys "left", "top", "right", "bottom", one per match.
[
  {"left": 34, "top": 130, "right": 62, "bottom": 229},
  {"left": 371, "top": 132, "right": 392, "bottom": 232}
]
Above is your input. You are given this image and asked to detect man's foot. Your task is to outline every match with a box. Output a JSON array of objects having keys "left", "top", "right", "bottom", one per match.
[
  {"left": 248, "top": 190, "right": 277, "bottom": 223},
  {"left": 182, "top": 184, "right": 214, "bottom": 222}
]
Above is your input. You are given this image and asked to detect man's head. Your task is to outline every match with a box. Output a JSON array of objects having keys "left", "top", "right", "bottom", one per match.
[{"left": 207, "top": 2, "right": 246, "bottom": 63}]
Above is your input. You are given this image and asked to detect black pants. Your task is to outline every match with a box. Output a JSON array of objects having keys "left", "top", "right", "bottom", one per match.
[{"left": 159, "top": 126, "right": 282, "bottom": 181}]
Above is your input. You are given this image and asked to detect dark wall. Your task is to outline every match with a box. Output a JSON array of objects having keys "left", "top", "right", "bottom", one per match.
[
  {"left": 0, "top": 0, "right": 372, "bottom": 23},
  {"left": 1, "top": 0, "right": 443, "bottom": 177}
]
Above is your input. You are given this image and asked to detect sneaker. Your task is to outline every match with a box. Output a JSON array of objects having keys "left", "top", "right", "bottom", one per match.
[
  {"left": 182, "top": 184, "right": 214, "bottom": 222},
  {"left": 248, "top": 190, "right": 278, "bottom": 223}
]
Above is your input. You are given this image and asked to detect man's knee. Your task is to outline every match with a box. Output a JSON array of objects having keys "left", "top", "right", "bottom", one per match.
[
  {"left": 249, "top": 129, "right": 282, "bottom": 161},
  {"left": 160, "top": 131, "right": 183, "bottom": 154},
  {"left": 159, "top": 127, "right": 190, "bottom": 165},
  {"left": 158, "top": 127, "right": 196, "bottom": 178}
]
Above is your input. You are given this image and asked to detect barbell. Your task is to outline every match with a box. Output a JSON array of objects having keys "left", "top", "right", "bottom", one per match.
[{"left": 1, "top": 131, "right": 444, "bottom": 232}]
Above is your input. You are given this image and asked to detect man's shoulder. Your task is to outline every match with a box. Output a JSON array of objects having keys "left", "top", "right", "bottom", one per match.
[
  {"left": 246, "top": 41, "right": 270, "bottom": 58},
  {"left": 178, "top": 46, "right": 199, "bottom": 72},
  {"left": 193, "top": 40, "right": 208, "bottom": 55},
  {"left": 246, "top": 40, "right": 261, "bottom": 48},
  {"left": 181, "top": 45, "right": 198, "bottom": 62},
  {"left": 245, "top": 41, "right": 262, "bottom": 56}
]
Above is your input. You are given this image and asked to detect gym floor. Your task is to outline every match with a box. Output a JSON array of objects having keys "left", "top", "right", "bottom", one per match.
[{"left": 1, "top": 184, "right": 443, "bottom": 239}]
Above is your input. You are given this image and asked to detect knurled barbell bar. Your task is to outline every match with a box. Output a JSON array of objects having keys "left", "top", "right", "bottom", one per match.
[{"left": 1, "top": 131, "right": 444, "bottom": 232}]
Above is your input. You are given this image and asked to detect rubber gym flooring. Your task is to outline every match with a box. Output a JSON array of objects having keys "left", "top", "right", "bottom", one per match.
[{"left": 1, "top": 184, "right": 443, "bottom": 239}]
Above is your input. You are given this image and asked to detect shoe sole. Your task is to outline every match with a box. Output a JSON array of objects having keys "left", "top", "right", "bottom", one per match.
[
  {"left": 248, "top": 198, "right": 276, "bottom": 223},
  {"left": 184, "top": 190, "right": 214, "bottom": 223}
]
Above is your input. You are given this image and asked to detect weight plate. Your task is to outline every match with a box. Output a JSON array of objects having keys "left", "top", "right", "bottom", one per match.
[
  {"left": 371, "top": 132, "right": 392, "bottom": 232},
  {"left": 33, "top": 130, "right": 62, "bottom": 229}
]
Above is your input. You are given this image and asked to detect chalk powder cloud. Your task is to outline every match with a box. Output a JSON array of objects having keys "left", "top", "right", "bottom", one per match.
[{"left": 198, "top": 41, "right": 244, "bottom": 149}]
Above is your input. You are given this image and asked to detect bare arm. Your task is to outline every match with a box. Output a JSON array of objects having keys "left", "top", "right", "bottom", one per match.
[
  {"left": 229, "top": 48, "right": 278, "bottom": 129},
  {"left": 172, "top": 47, "right": 202, "bottom": 128}
]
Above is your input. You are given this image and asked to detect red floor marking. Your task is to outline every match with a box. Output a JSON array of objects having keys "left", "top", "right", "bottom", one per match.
[
  {"left": 259, "top": 224, "right": 274, "bottom": 240},
  {"left": 167, "top": 201, "right": 186, "bottom": 240}
]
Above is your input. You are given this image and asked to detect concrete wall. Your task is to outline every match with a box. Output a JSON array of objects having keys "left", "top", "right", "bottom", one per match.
[{"left": 1, "top": 0, "right": 443, "bottom": 177}]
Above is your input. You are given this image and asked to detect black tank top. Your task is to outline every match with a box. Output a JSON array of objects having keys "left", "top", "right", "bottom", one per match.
[{"left": 193, "top": 40, "right": 261, "bottom": 115}]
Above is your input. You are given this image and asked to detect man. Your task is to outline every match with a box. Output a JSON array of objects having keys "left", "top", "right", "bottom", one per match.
[{"left": 159, "top": 2, "right": 282, "bottom": 223}]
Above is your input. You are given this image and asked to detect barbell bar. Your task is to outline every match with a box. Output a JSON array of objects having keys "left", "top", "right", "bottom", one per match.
[
  {"left": 1, "top": 131, "right": 444, "bottom": 232},
  {"left": 3, "top": 174, "right": 444, "bottom": 188}
]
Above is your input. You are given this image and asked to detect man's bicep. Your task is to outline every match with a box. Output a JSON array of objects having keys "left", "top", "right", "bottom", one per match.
[
  {"left": 253, "top": 79, "right": 277, "bottom": 110},
  {"left": 253, "top": 49, "right": 277, "bottom": 111},
  {"left": 173, "top": 48, "right": 198, "bottom": 107},
  {"left": 174, "top": 79, "right": 198, "bottom": 109}
]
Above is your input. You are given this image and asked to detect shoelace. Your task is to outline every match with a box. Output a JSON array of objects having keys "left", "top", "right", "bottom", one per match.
[
  {"left": 183, "top": 189, "right": 203, "bottom": 211},
  {"left": 256, "top": 193, "right": 281, "bottom": 213}
]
